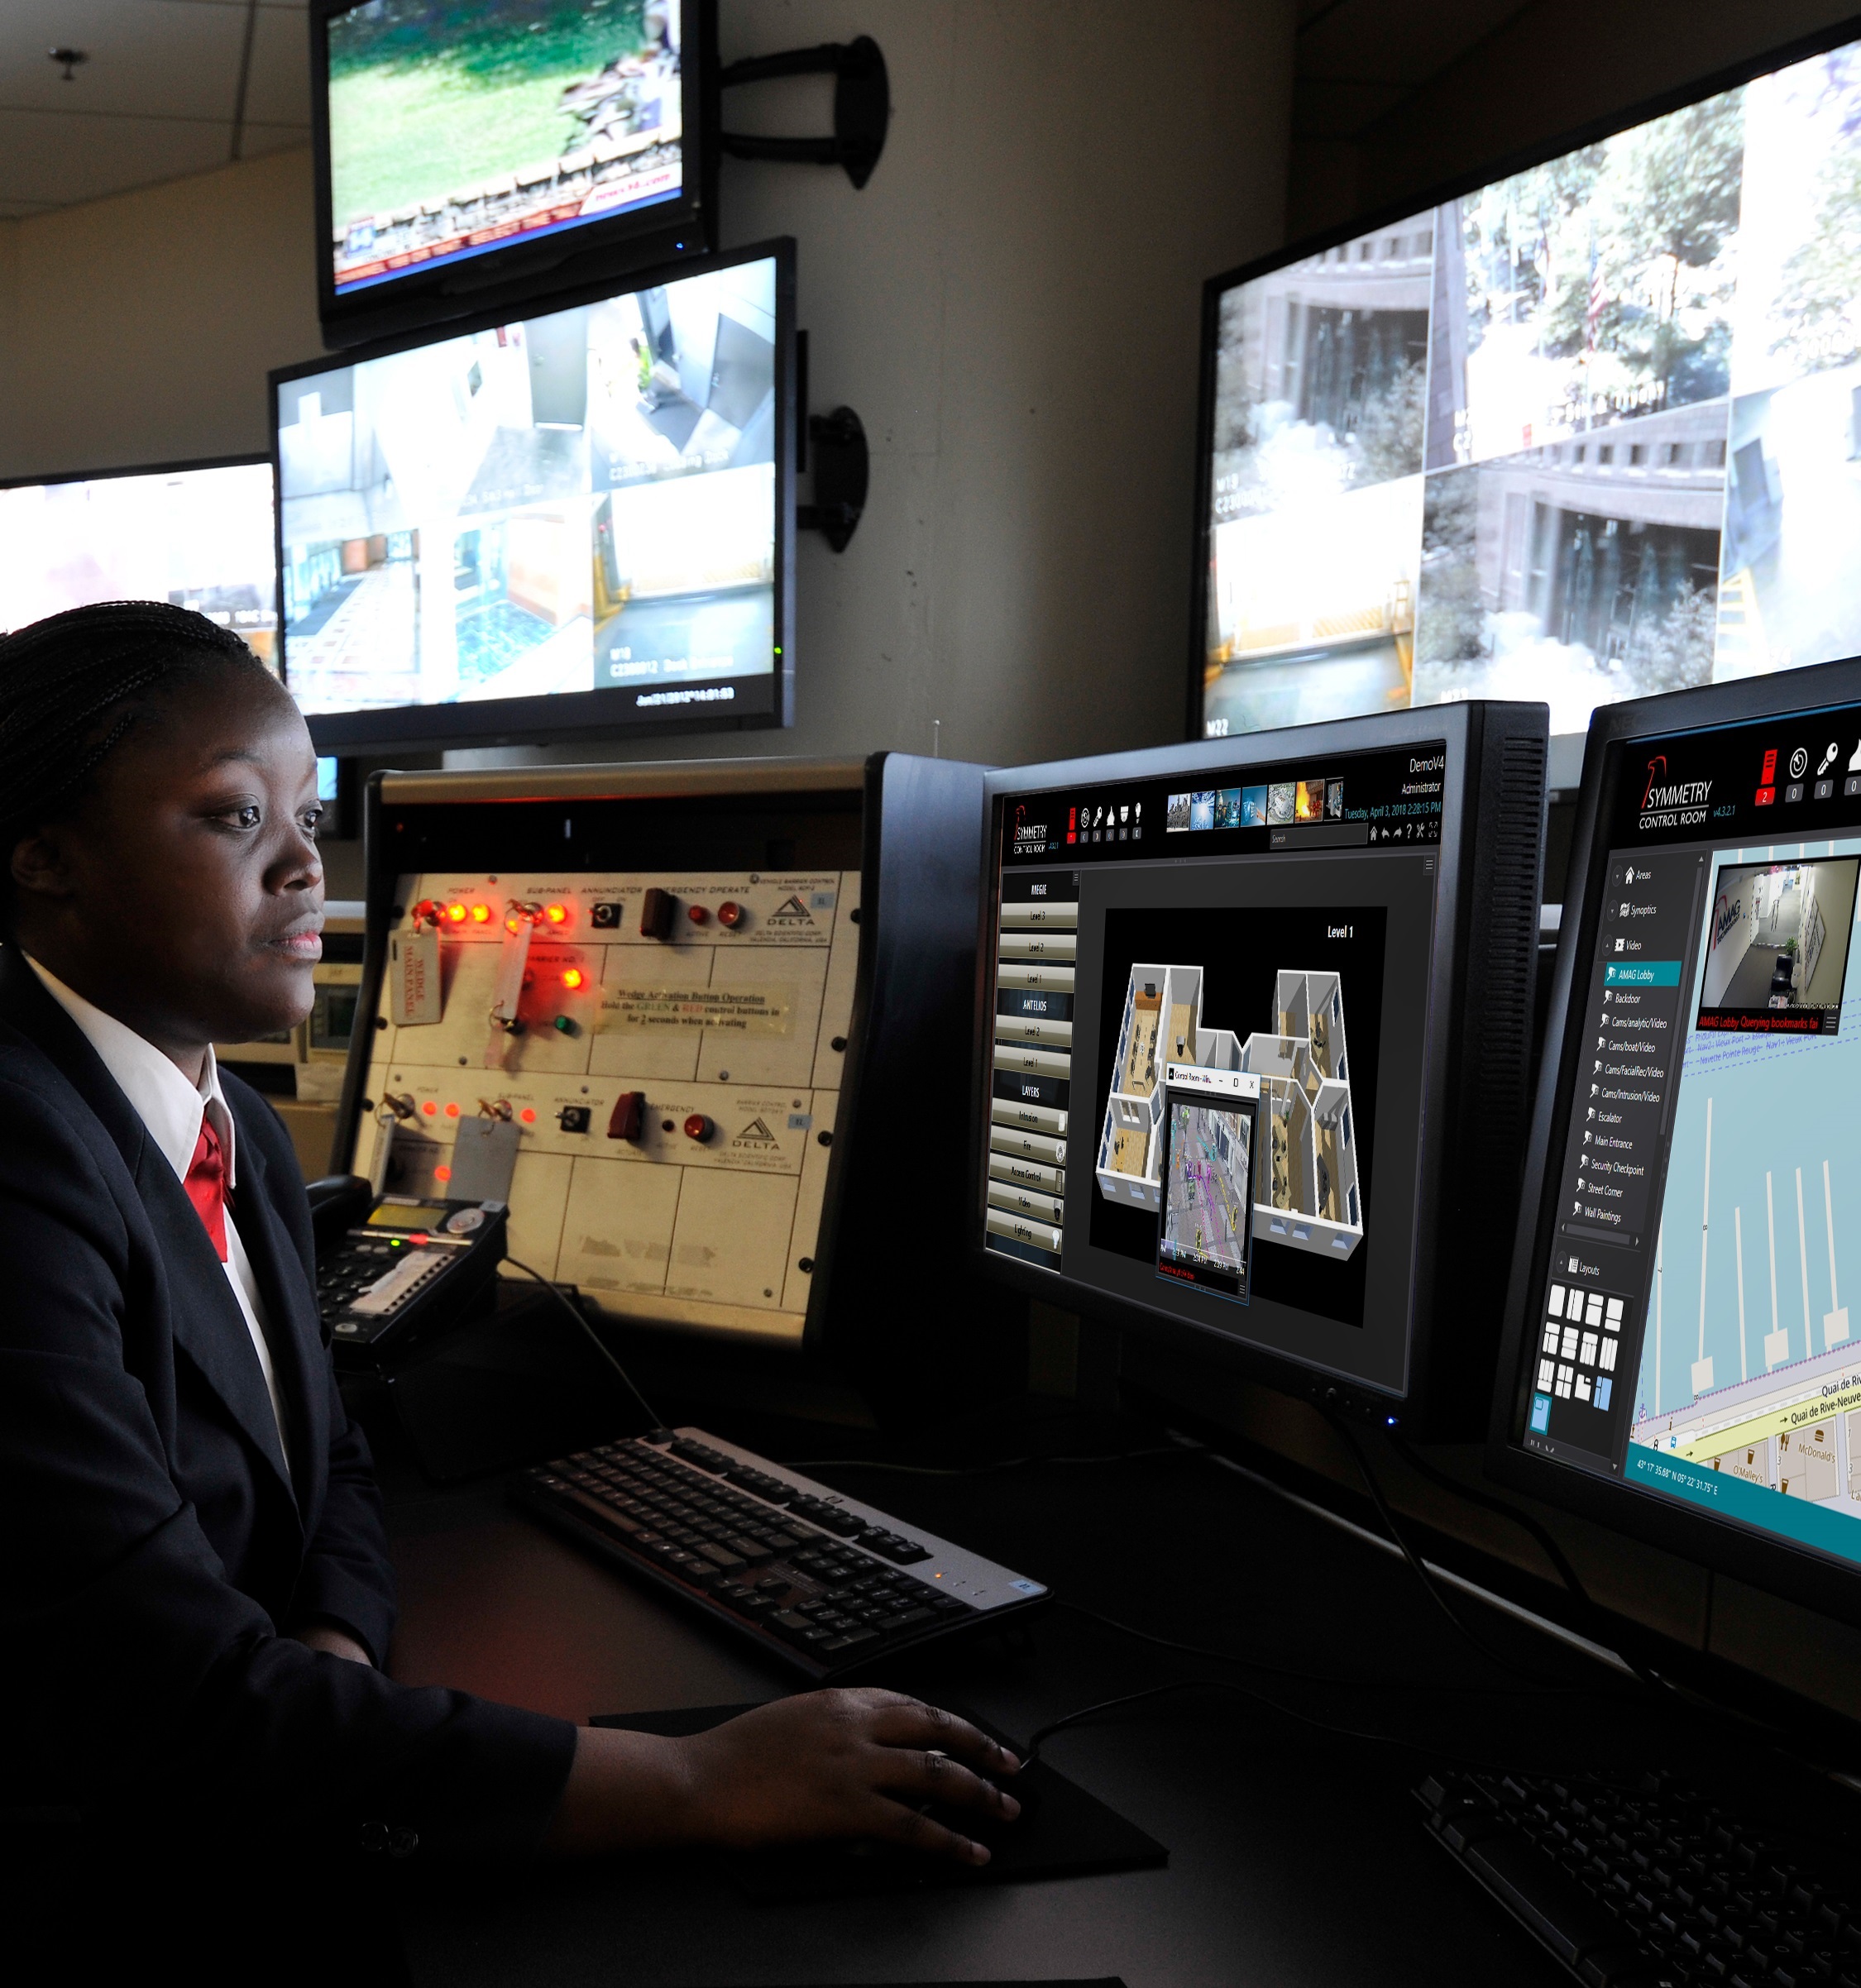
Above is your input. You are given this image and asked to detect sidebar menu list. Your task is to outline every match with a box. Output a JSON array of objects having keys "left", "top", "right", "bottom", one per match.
[{"left": 1529, "top": 848, "right": 1708, "bottom": 1466}]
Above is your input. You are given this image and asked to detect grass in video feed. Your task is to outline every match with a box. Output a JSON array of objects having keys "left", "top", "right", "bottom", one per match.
[
  {"left": 1427, "top": 92, "right": 1743, "bottom": 471},
  {"left": 1696, "top": 855, "right": 1859, "bottom": 1036},
  {"left": 328, "top": 0, "right": 682, "bottom": 289}
]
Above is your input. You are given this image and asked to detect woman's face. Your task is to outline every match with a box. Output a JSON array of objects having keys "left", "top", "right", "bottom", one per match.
[{"left": 12, "top": 667, "right": 325, "bottom": 1054}]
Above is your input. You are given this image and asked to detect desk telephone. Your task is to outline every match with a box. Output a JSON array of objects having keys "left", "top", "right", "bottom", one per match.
[{"left": 308, "top": 1178, "right": 508, "bottom": 1367}]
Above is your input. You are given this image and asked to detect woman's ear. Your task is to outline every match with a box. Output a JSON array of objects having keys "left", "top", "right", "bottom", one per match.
[{"left": 9, "top": 826, "right": 75, "bottom": 906}]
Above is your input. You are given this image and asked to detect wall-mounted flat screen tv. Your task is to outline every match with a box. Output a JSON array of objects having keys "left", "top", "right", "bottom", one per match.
[
  {"left": 273, "top": 238, "right": 793, "bottom": 752},
  {"left": 1194, "top": 20, "right": 1861, "bottom": 747},
  {"left": 313, "top": 0, "right": 717, "bottom": 346},
  {"left": 0, "top": 456, "right": 278, "bottom": 666}
]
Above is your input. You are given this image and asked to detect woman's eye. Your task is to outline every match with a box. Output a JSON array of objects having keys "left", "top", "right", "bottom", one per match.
[
  {"left": 232, "top": 805, "right": 261, "bottom": 830},
  {"left": 303, "top": 807, "right": 325, "bottom": 839}
]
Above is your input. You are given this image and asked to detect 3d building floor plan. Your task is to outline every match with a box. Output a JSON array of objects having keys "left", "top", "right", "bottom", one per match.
[{"left": 1097, "top": 965, "right": 1363, "bottom": 1258}]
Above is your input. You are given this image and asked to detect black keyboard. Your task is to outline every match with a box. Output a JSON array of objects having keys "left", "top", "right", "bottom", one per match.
[
  {"left": 1419, "top": 1766, "right": 1861, "bottom": 1986},
  {"left": 513, "top": 1427, "right": 1050, "bottom": 1680}
]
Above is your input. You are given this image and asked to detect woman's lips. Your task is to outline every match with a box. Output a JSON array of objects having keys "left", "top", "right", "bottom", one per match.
[{"left": 268, "top": 929, "right": 323, "bottom": 961}]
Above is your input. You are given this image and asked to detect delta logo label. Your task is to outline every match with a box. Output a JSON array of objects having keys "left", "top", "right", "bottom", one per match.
[
  {"left": 733, "top": 1117, "right": 779, "bottom": 1148},
  {"left": 1639, "top": 754, "right": 1712, "bottom": 829},
  {"left": 766, "top": 894, "right": 815, "bottom": 926}
]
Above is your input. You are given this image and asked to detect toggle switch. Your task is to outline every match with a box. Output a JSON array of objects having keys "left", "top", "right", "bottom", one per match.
[
  {"left": 608, "top": 1091, "right": 646, "bottom": 1141},
  {"left": 558, "top": 1106, "right": 591, "bottom": 1133}
]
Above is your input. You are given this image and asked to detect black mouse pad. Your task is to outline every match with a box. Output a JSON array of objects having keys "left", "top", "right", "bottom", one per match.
[{"left": 590, "top": 1701, "right": 1167, "bottom": 1903}]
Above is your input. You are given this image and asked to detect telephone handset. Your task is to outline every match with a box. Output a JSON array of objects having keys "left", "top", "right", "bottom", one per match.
[{"left": 308, "top": 1178, "right": 507, "bottom": 1367}]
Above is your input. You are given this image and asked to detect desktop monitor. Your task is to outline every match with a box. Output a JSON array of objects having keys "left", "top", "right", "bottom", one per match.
[
  {"left": 332, "top": 752, "right": 1019, "bottom": 1422},
  {"left": 273, "top": 237, "right": 793, "bottom": 753},
  {"left": 972, "top": 703, "right": 1549, "bottom": 1437},
  {"left": 311, "top": 0, "right": 719, "bottom": 347},
  {"left": 1491, "top": 657, "right": 1861, "bottom": 1631},
  {"left": 0, "top": 456, "right": 277, "bottom": 664},
  {"left": 1194, "top": 17, "right": 1861, "bottom": 755}
]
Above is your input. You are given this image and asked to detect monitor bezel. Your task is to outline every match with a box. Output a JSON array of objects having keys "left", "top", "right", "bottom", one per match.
[
  {"left": 1186, "top": 7, "right": 1861, "bottom": 744},
  {"left": 309, "top": 0, "right": 720, "bottom": 348},
  {"left": 969, "top": 703, "right": 1485, "bottom": 1427},
  {"left": 270, "top": 234, "right": 797, "bottom": 755},
  {"left": 1487, "top": 652, "right": 1861, "bottom": 1633},
  {"left": 0, "top": 451, "right": 278, "bottom": 643}
]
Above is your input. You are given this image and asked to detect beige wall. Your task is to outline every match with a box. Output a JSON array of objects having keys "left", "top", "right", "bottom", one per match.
[{"left": 0, "top": 146, "right": 323, "bottom": 476}]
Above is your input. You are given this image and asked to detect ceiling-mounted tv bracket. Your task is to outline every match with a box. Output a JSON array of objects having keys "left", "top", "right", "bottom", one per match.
[{"left": 717, "top": 36, "right": 890, "bottom": 189}]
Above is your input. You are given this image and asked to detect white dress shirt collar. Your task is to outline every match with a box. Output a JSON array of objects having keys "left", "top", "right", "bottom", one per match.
[{"left": 22, "top": 954, "right": 237, "bottom": 1188}]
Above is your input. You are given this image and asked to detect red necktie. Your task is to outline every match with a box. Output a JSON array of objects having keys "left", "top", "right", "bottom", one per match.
[{"left": 185, "top": 1116, "right": 228, "bottom": 1263}]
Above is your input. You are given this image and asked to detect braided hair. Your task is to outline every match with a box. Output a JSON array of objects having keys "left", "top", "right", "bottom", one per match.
[{"left": 0, "top": 600, "right": 275, "bottom": 865}]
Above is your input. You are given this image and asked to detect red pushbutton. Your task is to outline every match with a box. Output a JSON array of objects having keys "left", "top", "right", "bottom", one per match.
[
  {"left": 683, "top": 1113, "right": 714, "bottom": 1143},
  {"left": 687, "top": 904, "right": 710, "bottom": 925},
  {"left": 717, "top": 901, "right": 744, "bottom": 928}
]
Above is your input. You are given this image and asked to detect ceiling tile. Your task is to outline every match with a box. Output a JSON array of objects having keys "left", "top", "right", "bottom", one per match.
[
  {"left": 0, "top": 108, "right": 230, "bottom": 206},
  {"left": 0, "top": 0, "right": 247, "bottom": 120},
  {"left": 238, "top": 119, "right": 309, "bottom": 160},
  {"left": 240, "top": 0, "right": 309, "bottom": 127},
  {"left": 0, "top": 196, "right": 60, "bottom": 217}
]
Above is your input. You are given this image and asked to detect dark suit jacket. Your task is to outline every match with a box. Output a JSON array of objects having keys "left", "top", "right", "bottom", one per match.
[{"left": 0, "top": 949, "right": 576, "bottom": 1858}]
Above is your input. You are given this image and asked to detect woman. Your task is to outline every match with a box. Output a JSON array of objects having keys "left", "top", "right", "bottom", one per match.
[{"left": 0, "top": 602, "right": 1018, "bottom": 1880}]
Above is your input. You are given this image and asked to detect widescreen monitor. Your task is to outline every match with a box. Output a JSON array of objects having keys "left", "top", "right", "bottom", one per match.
[
  {"left": 0, "top": 456, "right": 277, "bottom": 664},
  {"left": 1493, "top": 657, "right": 1861, "bottom": 1629},
  {"left": 972, "top": 703, "right": 1548, "bottom": 1437},
  {"left": 1194, "top": 19, "right": 1861, "bottom": 748},
  {"left": 312, "top": 0, "right": 717, "bottom": 346},
  {"left": 273, "top": 238, "right": 793, "bottom": 752}
]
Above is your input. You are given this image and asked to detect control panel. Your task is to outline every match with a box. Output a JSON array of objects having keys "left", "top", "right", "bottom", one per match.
[{"left": 352, "top": 867, "right": 859, "bottom": 1343}]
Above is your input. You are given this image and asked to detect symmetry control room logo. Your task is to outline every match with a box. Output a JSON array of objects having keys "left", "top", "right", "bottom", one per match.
[{"left": 1012, "top": 803, "right": 1048, "bottom": 848}]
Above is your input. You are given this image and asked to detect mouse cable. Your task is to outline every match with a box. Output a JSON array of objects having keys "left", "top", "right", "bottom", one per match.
[
  {"left": 1050, "top": 1598, "right": 1592, "bottom": 1701},
  {"left": 1320, "top": 1405, "right": 1603, "bottom": 1695},
  {"left": 502, "top": 1256, "right": 663, "bottom": 1433},
  {"left": 1387, "top": 1433, "right": 1662, "bottom": 1694},
  {"left": 777, "top": 1444, "right": 1199, "bottom": 1477},
  {"left": 1021, "top": 1676, "right": 1580, "bottom": 1779}
]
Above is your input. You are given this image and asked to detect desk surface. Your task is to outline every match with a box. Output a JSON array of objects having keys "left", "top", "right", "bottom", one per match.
[{"left": 379, "top": 1427, "right": 1697, "bottom": 1988}]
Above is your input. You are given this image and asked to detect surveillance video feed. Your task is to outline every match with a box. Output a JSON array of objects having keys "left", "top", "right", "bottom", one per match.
[
  {"left": 1203, "top": 34, "right": 1861, "bottom": 739},
  {"left": 325, "top": 0, "right": 683, "bottom": 297},
  {"left": 277, "top": 253, "right": 777, "bottom": 719},
  {"left": 0, "top": 461, "right": 278, "bottom": 665}
]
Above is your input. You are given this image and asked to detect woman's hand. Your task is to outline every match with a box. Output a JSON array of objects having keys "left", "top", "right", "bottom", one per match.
[
  {"left": 546, "top": 1687, "right": 1021, "bottom": 1863},
  {"left": 292, "top": 1621, "right": 373, "bottom": 1665}
]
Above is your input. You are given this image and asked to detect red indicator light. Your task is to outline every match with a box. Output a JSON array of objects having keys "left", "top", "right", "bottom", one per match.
[
  {"left": 470, "top": 903, "right": 490, "bottom": 924},
  {"left": 519, "top": 1107, "right": 536, "bottom": 1123},
  {"left": 561, "top": 967, "right": 586, "bottom": 989},
  {"left": 1761, "top": 748, "right": 1777, "bottom": 784},
  {"left": 446, "top": 903, "right": 466, "bottom": 924},
  {"left": 687, "top": 904, "right": 710, "bottom": 925},
  {"left": 1069, "top": 808, "right": 1077, "bottom": 829},
  {"left": 543, "top": 904, "right": 567, "bottom": 925},
  {"left": 444, "top": 1102, "right": 460, "bottom": 1118},
  {"left": 716, "top": 901, "right": 743, "bottom": 928},
  {"left": 683, "top": 1112, "right": 714, "bottom": 1142},
  {"left": 505, "top": 915, "right": 523, "bottom": 934},
  {"left": 433, "top": 1165, "right": 452, "bottom": 1183},
  {"left": 409, "top": 1232, "right": 428, "bottom": 1245},
  {"left": 421, "top": 1101, "right": 438, "bottom": 1116}
]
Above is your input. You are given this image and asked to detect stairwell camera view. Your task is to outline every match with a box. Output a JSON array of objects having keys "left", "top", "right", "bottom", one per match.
[
  {"left": 1204, "top": 35, "right": 1861, "bottom": 737},
  {"left": 325, "top": 0, "right": 685, "bottom": 297},
  {"left": 278, "top": 254, "right": 777, "bottom": 717}
]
